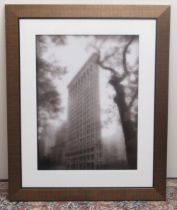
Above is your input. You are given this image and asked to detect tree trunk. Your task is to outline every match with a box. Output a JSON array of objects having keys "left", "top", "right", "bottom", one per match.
[{"left": 109, "top": 76, "right": 137, "bottom": 169}]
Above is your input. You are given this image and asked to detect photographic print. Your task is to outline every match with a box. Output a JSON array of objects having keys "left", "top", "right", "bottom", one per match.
[{"left": 37, "top": 35, "right": 139, "bottom": 170}]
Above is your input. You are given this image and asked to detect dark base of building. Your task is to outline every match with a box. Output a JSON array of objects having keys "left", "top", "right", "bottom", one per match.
[{"left": 38, "top": 162, "right": 137, "bottom": 170}]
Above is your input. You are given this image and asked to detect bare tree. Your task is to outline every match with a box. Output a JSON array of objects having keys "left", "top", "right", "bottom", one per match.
[{"left": 91, "top": 35, "right": 138, "bottom": 168}]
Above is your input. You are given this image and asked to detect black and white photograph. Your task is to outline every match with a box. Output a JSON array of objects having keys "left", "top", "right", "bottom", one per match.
[{"left": 37, "top": 35, "right": 139, "bottom": 170}]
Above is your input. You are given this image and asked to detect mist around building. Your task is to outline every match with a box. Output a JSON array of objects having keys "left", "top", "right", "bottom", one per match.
[{"left": 37, "top": 35, "right": 139, "bottom": 170}]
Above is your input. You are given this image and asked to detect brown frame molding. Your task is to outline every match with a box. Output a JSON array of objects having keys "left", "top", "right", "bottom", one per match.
[{"left": 6, "top": 5, "right": 170, "bottom": 201}]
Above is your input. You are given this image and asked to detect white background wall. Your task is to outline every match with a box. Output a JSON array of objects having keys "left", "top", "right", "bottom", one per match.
[{"left": 0, "top": 0, "right": 176, "bottom": 180}]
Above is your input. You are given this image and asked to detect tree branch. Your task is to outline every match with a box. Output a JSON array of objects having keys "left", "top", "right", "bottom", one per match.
[
  {"left": 119, "top": 36, "right": 135, "bottom": 81},
  {"left": 100, "top": 47, "right": 119, "bottom": 64},
  {"left": 97, "top": 61, "right": 119, "bottom": 77},
  {"left": 128, "top": 88, "right": 138, "bottom": 108}
]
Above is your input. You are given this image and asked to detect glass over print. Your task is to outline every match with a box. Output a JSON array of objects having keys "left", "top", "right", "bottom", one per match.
[{"left": 36, "top": 35, "right": 139, "bottom": 171}]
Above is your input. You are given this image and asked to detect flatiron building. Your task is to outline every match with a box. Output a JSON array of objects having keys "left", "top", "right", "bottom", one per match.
[{"left": 67, "top": 53, "right": 103, "bottom": 169}]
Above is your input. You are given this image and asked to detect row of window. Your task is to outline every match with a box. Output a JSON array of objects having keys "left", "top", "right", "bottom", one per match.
[
  {"left": 70, "top": 154, "right": 95, "bottom": 161},
  {"left": 69, "top": 98, "right": 97, "bottom": 112},
  {"left": 67, "top": 147, "right": 95, "bottom": 156},
  {"left": 67, "top": 143, "right": 96, "bottom": 152},
  {"left": 69, "top": 123, "right": 100, "bottom": 133},
  {"left": 67, "top": 162, "right": 95, "bottom": 169},
  {"left": 69, "top": 64, "right": 96, "bottom": 90},
  {"left": 69, "top": 113, "right": 99, "bottom": 123},
  {"left": 70, "top": 84, "right": 98, "bottom": 96}
]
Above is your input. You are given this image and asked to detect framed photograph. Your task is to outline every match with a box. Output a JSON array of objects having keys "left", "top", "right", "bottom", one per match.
[{"left": 6, "top": 5, "right": 170, "bottom": 201}]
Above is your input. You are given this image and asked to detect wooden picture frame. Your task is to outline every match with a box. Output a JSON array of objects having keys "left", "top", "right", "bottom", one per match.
[{"left": 6, "top": 5, "right": 170, "bottom": 201}]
